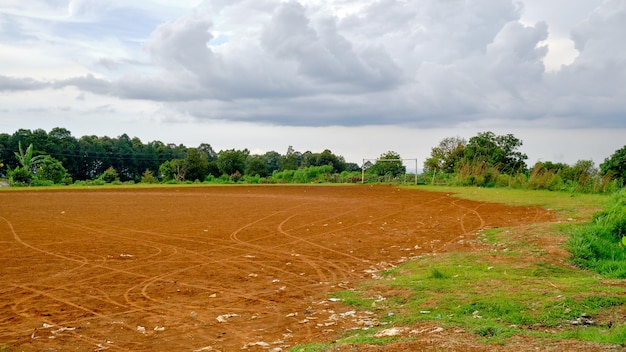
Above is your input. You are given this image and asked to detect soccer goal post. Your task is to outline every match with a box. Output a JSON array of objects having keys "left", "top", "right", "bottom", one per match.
[{"left": 361, "top": 158, "right": 418, "bottom": 185}]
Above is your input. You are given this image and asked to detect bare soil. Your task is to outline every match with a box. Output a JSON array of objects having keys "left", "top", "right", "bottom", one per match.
[{"left": 0, "top": 185, "right": 588, "bottom": 351}]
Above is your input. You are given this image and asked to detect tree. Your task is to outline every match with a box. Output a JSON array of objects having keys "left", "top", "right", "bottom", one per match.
[
  {"left": 424, "top": 136, "right": 466, "bottom": 173},
  {"left": 601, "top": 145, "right": 626, "bottom": 186},
  {"left": 99, "top": 166, "right": 120, "bottom": 183},
  {"left": 37, "top": 156, "right": 70, "bottom": 184},
  {"left": 184, "top": 148, "right": 210, "bottom": 181},
  {"left": 245, "top": 155, "right": 269, "bottom": 177},
  {"left": 9, "top": 166, "right": 33, "bottom": 186},
  {"left": 198, "top": 143, "right": 217, "bottom": 161},
  {"left": 462, "top": 131, "right": 527, "bottom": 174},
  {"left": 141, "top": 169, "right": 157, "bottom": 184},
  {"left": 217, "top": 149, "right": 249, "bottom": 176},
  {"left": 368, "top": 151, "right": 406, "bottom": 177},
  {"left": 280, "top": 146, "right": 301, "bottom": 171},
  {"left": 14, "top": 141, "right": 45, "bottom": 172},
  {"left": 263, "top": 151, "right": 282, "bottom": 174},
  {"left": 159, "top": 159, "right": 185, "bottom": 182}
]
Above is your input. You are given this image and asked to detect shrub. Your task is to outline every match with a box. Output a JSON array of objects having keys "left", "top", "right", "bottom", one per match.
[
  {"left": 9, "top": 166, "right": 33, "bottom": 186},
  {"left": 99, "top": 166, "right": 119, "bottom": 183},
  {"left": 141, "top": 169, "right": 157, "bottom": 184},
  {"left": 568, "top": 189, "right": 626, "bottom": 278}
]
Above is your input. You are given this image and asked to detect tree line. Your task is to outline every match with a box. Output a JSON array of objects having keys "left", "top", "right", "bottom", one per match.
[
  {"left": 0, "top": 127, "right": 376, "bottom": 186},
  {"left": 0, "top": 127, "right": 624, "bottom": 192},
  {"left": 423, "top": 131, "right": 626, "bottom": 192}
]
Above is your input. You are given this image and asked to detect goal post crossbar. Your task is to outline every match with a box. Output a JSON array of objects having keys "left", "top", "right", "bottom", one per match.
[{"left": 361, "top": 158, "right": 418, "bottom": 185}]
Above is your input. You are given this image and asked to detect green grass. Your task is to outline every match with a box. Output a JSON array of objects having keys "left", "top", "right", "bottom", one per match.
[
  {"left": 567, "top": 189, "right": 626, "bottom": 278},
  {"left": 292, "top": 186, "right": 626, "bottom": 350},
  {"left": 417, "top": 185, "right": 611, "bottom": 214}
]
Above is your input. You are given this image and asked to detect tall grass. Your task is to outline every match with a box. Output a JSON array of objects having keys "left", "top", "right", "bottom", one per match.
[
  {"left": 568, "top": 189, "right": 626, "bottom": 278},
  {"left": 426, "top": 160, "right": 621, "bottom": 194}
]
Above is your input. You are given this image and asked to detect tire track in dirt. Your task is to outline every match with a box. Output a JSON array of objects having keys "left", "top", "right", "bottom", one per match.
[
  {"left": 33, "top": 214, "right": 321, "bottom": 335},
  {"left": 431, "top": 199, "right": 486, "bottom": 253}
]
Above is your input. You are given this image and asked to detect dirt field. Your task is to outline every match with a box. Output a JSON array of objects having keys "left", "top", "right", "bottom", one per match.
[{"left": 0, "top": 185, "right": 555, "bottom": 351}]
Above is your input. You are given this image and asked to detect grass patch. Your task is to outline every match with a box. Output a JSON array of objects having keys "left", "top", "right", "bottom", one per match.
[
  {"left": 417, "top": 185, "right": 611, "bottom": 217},
  {"left": 568, "top": 189, "right": 626, "bottom": 278}
]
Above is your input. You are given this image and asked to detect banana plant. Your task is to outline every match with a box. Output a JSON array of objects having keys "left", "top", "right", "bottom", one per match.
[{"left": 14, "top": 141, "right": 45, "bottom": 171}]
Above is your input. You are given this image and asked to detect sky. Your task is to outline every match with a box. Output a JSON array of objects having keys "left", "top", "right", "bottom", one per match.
[{"left": 1, "top": 0, "right": 625, "bottom": 171}]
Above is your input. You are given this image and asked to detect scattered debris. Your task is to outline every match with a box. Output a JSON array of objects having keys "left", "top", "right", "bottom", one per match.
[
  {"left": 216, "top": 313, "right": 239, "bottom": 323},
  {"left": 242, "top": 341, "right": 270, "bottom": 349},
  {"left": 94, "top": 343, "right": 110, "bottom": 351},
  {"left": 571, "top": 314, "right": 595, "bottom": 326},
  {"left": 51, "top": 327, "right": 75, "bottom": 334},
  {"left": 374, "top": 327, "right": 407, "bottom": 338}
]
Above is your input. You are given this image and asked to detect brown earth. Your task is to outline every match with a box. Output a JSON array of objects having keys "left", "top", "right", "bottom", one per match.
[{"left": 0, "top": 185, "right": 574, "bottom": 351}]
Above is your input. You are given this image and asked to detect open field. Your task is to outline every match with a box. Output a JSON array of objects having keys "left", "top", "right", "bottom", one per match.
[{"left": 1, "top": 185, "right": 558, "bottom": 351}]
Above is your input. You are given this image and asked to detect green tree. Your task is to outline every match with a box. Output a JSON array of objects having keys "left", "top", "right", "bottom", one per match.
[
  {"left": 159, "top": 159, "right": 186, "bottom": 182},
  {"left": 368, "top": 151, "right": 405, "bottom": 177},
  {"left": 14, "top": 141, "right": 45, "bottom": 172},
  {"left": 462, "top": 131, "right": 527, "bottom": 174},
  {"left": 280, "top": 146, "right": 301, "bottom": 171},
  {"left": 424, "top": 136, "right": 466, "bottom": 173},
  {"left": 263, "top": 151, "right": 282, "bottom": 174},
  {"left": 99, "top": 166, "right": 120, "bottom": 183},
  {"left": 141, "top": 169, "right": 157, "bottom": 184},
  {"left": 36, "top": 156, "right": 70, "bottom": 184},
  {"left": 563, "top": 160, "right": 597, "bottom": 186},
  {"left": 245, "top": 155, "right": 269, "bottom": 177},
  {"left": 601, "top": 145, "right": 626, "bottom": 186},
  {"left": 198, "top": 143, "right": 217, "bottom": 161},
  {"left": 184, "top": 148, "right": 210, "bottom": 181},
  {"left": 9, "top": 166, "right": 33, "bottom": 186},
  {"left": 47, "top": 127, "right": 79, "bottom": 178},
  {"left": 311, "top": 149, "right": 346, "bottom": 173},
  {"left": 217, "top": 149, "right": 249, "bottom": 176}
]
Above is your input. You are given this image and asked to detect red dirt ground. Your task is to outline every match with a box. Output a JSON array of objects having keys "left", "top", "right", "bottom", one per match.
[{"left": 0, "top": 185, "right": 555, "bottom": 351}]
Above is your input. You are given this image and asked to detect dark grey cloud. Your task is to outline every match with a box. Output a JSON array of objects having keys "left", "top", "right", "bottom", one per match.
[
  {"left": 1, "top": 0, "right": 624, "bottom": 129},
  {"left": 0, "top": 75, "right": 49, "bottom": 91}
]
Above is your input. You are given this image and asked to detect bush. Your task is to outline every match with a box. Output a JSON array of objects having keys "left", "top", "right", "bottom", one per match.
[
  {"left": 141, "top": 169, "right": 157, "bottom": 184},
  {"left": 99, "top": 166, "right": 119, "bottom": 183},
  {"left": 568, "top": 189, "right": 626, "bottom": 278}
]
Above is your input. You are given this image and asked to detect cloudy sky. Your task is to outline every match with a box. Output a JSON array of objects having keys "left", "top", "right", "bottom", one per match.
[{"left": 1, "top": 0, "right": 624, "bottom": 170}]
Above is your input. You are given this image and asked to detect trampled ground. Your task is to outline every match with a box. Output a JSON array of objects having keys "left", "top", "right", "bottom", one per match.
[{"left": 0, "top": 185, "right": 555, "bottom": 351}]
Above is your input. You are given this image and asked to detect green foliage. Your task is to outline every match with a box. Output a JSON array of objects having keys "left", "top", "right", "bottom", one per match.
[
  {"left": 424, "top": 136, "right": 466, "bottom": 173},
  {"left": 99, "top": 166, "right": 120, "bottom": 183},
  {"left": 14, "top": 141, "right": 45, "bottom": 170},
  {"left": 367, "top": 151, "right": 406, "bottom": 178},
  {"left": 568, "top": 189, "right": 626, "bottom": 278},
  {"left": 217, "top": 149, "right": 249, "bottom": 176},
  {"left": 9, "top": 166, "right": 33, "bottom": 186},
  {"left": 141, "top": 169, "right": 157, "bottom": 184},
  {"left": 280, "top": 145, "right": 302, "bottom": 171},
  {"left": 245, "top": 155, "right": 269, "bottom": 177},
  {"left": 462, "top": 131, "right": 527, "bottom": 175},
  {"left": 600, "top": 145, "right": 626, "bottom": 186},
  {"left": 184, "top": 148, "right": 210, "bottom": 181},
  {"left": 36, "top": 155, "right": 70, "bottom": 184},
  {"left": 269, "top": 165, "right": 334, "bottom": 183},
  {"left": 302, "top": 149, "right": 346, "bottom": 173}
]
